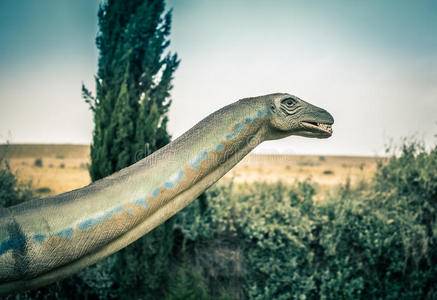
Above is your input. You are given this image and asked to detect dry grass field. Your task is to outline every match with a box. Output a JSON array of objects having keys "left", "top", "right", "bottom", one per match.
[
  {"left": 0, "top": 144, "right": 383, "bottom": 197},
  {"left": 0, "top": 144, "right": 91, "bottom": 196}
]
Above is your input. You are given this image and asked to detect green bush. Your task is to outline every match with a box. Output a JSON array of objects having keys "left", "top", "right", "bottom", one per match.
[
  {"left": 0, "top": 160, "right": 33, "bottom": 208},
  {"left": 165, "top": 258, "right": 210, "bottom": 300},
  {"left": 34, "top": 158, "right": 43, "bottom": 168},
  {"left": 35, "top": 187, "right": 51, "bottom": 194},
  {"left": 173, "top": 142, "right": 437, "bottom": 299}
]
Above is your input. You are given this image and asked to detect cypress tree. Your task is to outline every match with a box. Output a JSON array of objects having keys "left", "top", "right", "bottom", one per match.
[
  {"left": 82, "top": 0, "right": 179, "bottom": 297},
  {"left": 83, "top": 0, "right": 179, "bottom": 181}
]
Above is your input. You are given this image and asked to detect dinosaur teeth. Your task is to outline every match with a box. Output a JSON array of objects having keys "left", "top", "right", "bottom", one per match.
[
  {"left": 317, "top": 123, "right": 332, "bottom": 132},
  {"left": 301, "top": 121, "right": 332, "bottom": 134}
]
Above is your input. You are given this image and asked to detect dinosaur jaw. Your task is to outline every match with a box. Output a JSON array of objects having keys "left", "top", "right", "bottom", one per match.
[{"left": 300, "top": 121, "right": 333, "bottom": 137}]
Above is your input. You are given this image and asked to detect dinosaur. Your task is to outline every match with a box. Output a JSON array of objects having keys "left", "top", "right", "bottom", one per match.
[{"left": 0, "top": 93, "right": 333, "bottom": 294}]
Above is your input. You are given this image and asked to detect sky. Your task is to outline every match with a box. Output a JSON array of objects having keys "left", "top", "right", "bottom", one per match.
[{"left": 0, "top": 0, "right": 436, "bottom": 156}]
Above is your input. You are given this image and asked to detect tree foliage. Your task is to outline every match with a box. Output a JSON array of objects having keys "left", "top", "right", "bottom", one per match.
[
  {"left": 79, "top": 0, "right": 179, "bottom": 298},
  {"left": 83, "top": 0, "right": 179, "bottom": 181}
]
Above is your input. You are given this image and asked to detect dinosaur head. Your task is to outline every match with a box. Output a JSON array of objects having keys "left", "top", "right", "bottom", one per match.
[{"left": 267, "top": 93, "right": 334, "bottom": 140}]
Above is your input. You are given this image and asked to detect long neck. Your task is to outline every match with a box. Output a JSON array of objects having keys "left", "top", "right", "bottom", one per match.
[{"left": 0, "top": 98, "right": 271, "bottom": 294}]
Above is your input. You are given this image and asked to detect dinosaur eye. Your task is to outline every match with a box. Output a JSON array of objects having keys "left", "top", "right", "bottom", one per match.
[{"left": 282, "top": 98, "right": 296, "bottom": 106}]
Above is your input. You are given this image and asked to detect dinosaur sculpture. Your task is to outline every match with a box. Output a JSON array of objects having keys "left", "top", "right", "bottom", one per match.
[{"left": 0, "top": 93, "right": 333, "bottom": 294}]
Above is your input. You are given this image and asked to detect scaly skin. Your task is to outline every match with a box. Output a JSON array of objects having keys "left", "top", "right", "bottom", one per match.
[{"left": 0, "top": 93, "right": 333, "bottom": 294}]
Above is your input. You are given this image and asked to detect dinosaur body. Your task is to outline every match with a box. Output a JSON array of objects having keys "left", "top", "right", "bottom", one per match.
[{"left": 0, "top": 93, "right": 333, "bottom": 294}]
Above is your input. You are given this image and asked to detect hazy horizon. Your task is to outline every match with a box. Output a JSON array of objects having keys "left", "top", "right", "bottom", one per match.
[{"left": 1, "top": 0, "right": 436, "bottom": 156}]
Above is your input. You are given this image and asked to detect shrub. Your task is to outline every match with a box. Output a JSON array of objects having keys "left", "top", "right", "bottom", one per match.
[
  {"left": 34, "top": 158, "right": 43, "bottom": 167},
  {"left": 165, "top": 259, "right": 210, "bottom": 300},
  {"left": 0, "top": 160, "right": 33, "bottom": 208},
  {"left": 173, "top": 141, "right": 437, "bottom": 299},
  {"left": 35, "top": 187, "right": 52, "bottom": 194}
]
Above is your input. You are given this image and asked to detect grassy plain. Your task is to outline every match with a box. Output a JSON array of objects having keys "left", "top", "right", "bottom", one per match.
[{"left": 0, "top": 144, "right": 382, "bottom": 197}]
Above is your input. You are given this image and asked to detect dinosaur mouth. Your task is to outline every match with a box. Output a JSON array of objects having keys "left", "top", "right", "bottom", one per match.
[{"left": 301, "top": 121, "right": 333, "bottom": 135}]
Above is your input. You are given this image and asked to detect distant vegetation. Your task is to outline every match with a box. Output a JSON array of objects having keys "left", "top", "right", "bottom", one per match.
[
  {"left": 34, "top": 158, "right": 43, "bottom": 168},
  {"left": 0, "top": 144, "right": 89, "bottom": 159},
  {"left": 35, "top": 187, "right": 51, "bottom": 194},
  {"left": 2, "top": 140, "right": 436, "bottom": 299}
]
